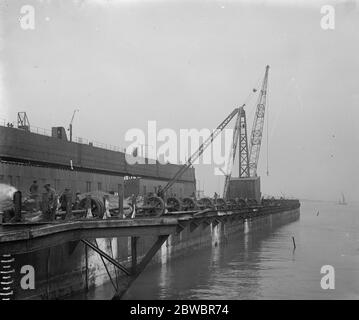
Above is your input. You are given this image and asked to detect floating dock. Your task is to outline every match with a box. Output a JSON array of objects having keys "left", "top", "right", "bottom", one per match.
[{"left": 0, "top": 200, "right": 300, "bottom": 299}]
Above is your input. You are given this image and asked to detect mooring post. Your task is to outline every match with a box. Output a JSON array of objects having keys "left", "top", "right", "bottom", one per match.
[
  {"left": 103, "top": 195, "right": 110, "bottom": 219},
  {"left": 118, "top": 184, "right": 124, "bottom": 218},
  {"left": 292, "top": 236, "right": 296, "bottom": 250},
  {"left": 13, "top": 191, "right": 22, "bottom": 222},
  {"left": 85, "top": 244, "right": 89, "bottom": 292},
  {"left": 85, "top": 195, "right": 92, "bottom": 218},
  {"left": 131, "top": 236, "right": 138, "bottom": 274}
]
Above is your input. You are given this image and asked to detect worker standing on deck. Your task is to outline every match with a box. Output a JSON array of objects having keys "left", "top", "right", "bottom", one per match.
[
  {"left": 59, "top": 188, "right": 68, "bottom": 210},
  {"left": 73, "top": 192, "right": 81, "bottom": 210},
  {"left": 131, "top": 194, "right": 136, "bottom": 208},
  {"left": 30, "top": 180, "right": 39, "bottom": 195},
  {"left": 42, "top": 184, "right": 58, "bottom": 221},
  {"left": 59, "top": 188, "right": 73, "bottom": 219}
]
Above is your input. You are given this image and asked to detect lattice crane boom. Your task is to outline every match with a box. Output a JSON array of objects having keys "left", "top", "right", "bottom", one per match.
[
  {"left": 162, "top": 108, "right": 240, "bottom": 196},
  {"left": 248, "top": 65, "right": 270, "bottom": 177}
]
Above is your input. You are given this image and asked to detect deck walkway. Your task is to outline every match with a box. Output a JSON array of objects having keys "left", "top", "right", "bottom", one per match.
[{"left": 0, "top": 201, "right": 300, "bottom": 255}]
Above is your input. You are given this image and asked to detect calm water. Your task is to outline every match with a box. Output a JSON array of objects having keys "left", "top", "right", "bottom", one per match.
[{"left": 80, "top": 201, "right": 359, "bottom": 300}]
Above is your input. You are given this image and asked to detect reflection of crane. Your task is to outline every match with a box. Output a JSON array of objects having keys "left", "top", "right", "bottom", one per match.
[
  {"left": 68, "top": 109, "right": 79, "bottom": 142},
  {"left": 161, "top": 108, "right": 240, "bottom": 196},
  {"left": 249, "top": 65, "right": 270, "bottom": 177}
]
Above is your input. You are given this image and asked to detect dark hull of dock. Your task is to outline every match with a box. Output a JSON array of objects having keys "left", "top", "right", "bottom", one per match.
[{"left": 0, "top": 201, "right": 300, "bottom": 300}]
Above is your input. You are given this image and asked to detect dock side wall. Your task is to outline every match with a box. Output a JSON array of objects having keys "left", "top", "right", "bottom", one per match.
[
  {"left": 0, "top": 162, "right": 124, "bottom": 197},
  {"left": 12, "top": 207, "right": 299, "bottom": 300}
]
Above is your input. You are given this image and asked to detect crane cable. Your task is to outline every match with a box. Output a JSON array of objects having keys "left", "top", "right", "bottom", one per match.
[{"left": 243, "top": 78, "right": 261, "bottom": 107}]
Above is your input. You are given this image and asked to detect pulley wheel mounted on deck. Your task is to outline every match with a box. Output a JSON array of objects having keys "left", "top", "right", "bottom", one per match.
[
  {"left": 197, "top": 197, "right": 215, "bottom": 210},
  {"left": 137, "top": 196, "right": 165, "bottom": 217},
  {"left": 226, "top": 199, "right": 238, "bottom": 210},
  {"left": 237, "top": 199, "right": 247, "bottom": 208},
  {"left": 166, "top": 197, "right": 182, "bottom": 212},
  {"left": 181, "top": 197, "right": 197, "bottom": 211},
  {"left": 247, "top": 198, "right": 258, "bottom": 207},
  {"left": 214, "top": 198, "right": 227, "bottom": 210},
  {"left": 79, "top": 197, "right": 105, "bottom": 219}
]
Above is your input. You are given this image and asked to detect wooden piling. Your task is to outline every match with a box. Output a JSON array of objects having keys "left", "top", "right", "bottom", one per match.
[
  {"left": 13, "top": 191, "right": 22, "bottom": 222},
  {"left": 85, "top": 195, "right": 92, "bottom": 218},
  {"left": 118, "top": 184, "right": 124, "bottom": 218},
  {"left": 131, "top": 236, "right": 138, "bottom": 274},
  {"left": 103, "top": 195, "right": 110, "bottom": 219}
]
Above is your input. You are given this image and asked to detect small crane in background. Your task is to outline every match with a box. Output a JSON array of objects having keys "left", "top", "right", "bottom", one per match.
[{"left": 68, "top": 109, "right": 79, "bottom": 142}]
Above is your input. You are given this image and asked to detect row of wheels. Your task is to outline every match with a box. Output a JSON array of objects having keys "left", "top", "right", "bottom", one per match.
[
  {"left": 74, "top": 195, "right": 261, "bottom": 219},
  {"left": 135, "top": 196, "right": 259, "bottom": 216}
]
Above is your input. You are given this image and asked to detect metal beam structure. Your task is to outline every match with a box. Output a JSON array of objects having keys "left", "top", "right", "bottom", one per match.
[
  {"left": 17, "top": 112, "right": 30, "bottom": 130},
  {"left": 223, "top": 106, "right": 251, "bottom": 199},
  {"left": 248, "top": 65, "right": 270, "bottom": 177},
  {"left": 161, "top": 108, "right": 240, "bottom": 197},
  {"left": 81, "top": 239, "right": 131, "bottom": 276},
  {"left": 112, "top": 235, "right": 169, "bottom": 299},
  {"left": 223, "top": 107, "right": 241, "bottom": 199},
  {"left": 238, "top": 107, "right": 250, "bottom": 178}
]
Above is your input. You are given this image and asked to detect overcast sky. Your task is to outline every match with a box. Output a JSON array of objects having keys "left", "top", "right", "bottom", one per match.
[{"left": 1, "top": 0, "right": 358, "bottom": 201}]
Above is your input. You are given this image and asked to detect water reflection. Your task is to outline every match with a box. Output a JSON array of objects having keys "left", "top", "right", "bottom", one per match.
[{"left": 123, "top": 212, "right": 301, "bottom": 300}]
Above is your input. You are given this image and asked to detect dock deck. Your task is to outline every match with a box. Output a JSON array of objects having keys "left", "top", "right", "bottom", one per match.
[
  {"left": 0, "top": 201, "right": 300, "bottom": 255},
  {"left": 0, "top": 200, "right": 300, "bottom": 299},
  {"left": 0, "top": 217, "right": 180, "bottom": 255}
]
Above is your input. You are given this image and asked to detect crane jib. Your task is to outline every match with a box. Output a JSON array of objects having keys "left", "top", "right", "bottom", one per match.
[
  {"left": 162, "top": 108, "right": 240, "bottom": 195},
  {"left": 248, "top": 65, "right": 270, "bottom": 177}
]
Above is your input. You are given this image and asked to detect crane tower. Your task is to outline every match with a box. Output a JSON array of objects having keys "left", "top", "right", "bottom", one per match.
[{"left": 238, "top": 107, "right": 250, "bottom": 178}]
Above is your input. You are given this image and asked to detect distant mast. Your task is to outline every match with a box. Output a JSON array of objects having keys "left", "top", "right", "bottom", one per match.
[{"left": 339, "top": 192, "right": 347, "bottom": 205}]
